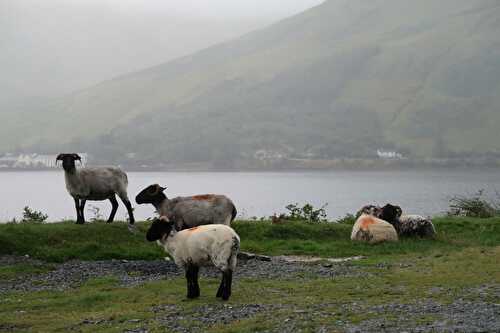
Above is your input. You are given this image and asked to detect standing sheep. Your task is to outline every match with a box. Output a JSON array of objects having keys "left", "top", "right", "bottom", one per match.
[
  {"left": 56, "top": 153, "right": 135, "bottom": 226},
  {"left": 135, "top": 184, "right": 237, "bottom": 230},
  {"left": 146, "top": 217, "right": 240, "bottom": 300}
]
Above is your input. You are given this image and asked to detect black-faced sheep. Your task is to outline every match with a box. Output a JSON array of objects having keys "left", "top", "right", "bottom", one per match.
[
  {"left": 135, "top": 184, "right": 237, "bottom": 231},
  {"left": 146, "top": 217, "right": 240, "bottom": 301},
  {"left": 56, "top": 153, "right": 135, "bottom": 226},
  {"left": 379, "top": 204, "right": 436, "bottom": 238}
]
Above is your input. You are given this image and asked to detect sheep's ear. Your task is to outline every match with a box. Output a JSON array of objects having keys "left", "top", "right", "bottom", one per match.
[
  {"left": 73, "top": 154, "right": 81, "bottom": 161},
  {"left": 56, "top": 154, "right": 64, "bottom": 161},
  {"left": 160, "top": 186, "right": 167, "bottom": 192}
]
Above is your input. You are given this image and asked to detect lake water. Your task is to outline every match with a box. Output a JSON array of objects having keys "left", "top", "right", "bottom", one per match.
[{"left": 1, "top": 170, "right": 499, "bottom": 222}]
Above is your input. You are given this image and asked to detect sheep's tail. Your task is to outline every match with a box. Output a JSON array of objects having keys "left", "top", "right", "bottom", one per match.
[
  {"left": 123, "top": 172, "right": 129, "bottom": 187},
  {"left": 228, "top": 236, "right": 240, "bottom": 270},
  {"left": 231, "top": 204, "right": 237, "bottom": 222}
]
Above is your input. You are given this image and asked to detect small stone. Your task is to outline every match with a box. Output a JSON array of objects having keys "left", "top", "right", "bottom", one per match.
[{"left": 237, "top": 252, "right": 256, "bottom": 260}]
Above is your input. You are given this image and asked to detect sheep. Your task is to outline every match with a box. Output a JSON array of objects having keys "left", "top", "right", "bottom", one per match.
[
  {"left": 56, "top": 153, "right": 135, "bottom": 226},
  {"left": 146, "top": 217, "right": 240, "bottom": 301},
  {"left": 351, "top": 214, "right": 399, "bottom": 244},
  {"left": 135, "top": 184, "right": 237, "bottom": 231},
  {"left": 379, "top": 204, "right": 436, "bottom": 238}
]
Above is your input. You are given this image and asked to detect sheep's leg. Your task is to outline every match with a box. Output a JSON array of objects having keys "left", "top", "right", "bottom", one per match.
[
  {"left": 185, "top": 265, "right": 199, "bottom": 299},
  {"left": 221, "top": 270, "right": 233, "bottom": 301},
  {"left": 74, "top": 198, "right": 84, "bottom": 224},
  {"left": 216, "top": 274, "right": 226, "bottom": 298},
  {"left": 107, "top": 196, "right": 119, "bottom": 223},
  {"left": 118, "top": 196, "right": 135, "bottom": 225},
  {"left": 192, "top": 266, "right": 200, "bottom": 298},
  {"left": 79, "top": 199, "right": 87, "bottom": 223}
]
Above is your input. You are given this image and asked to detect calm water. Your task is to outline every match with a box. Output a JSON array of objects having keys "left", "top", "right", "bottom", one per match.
[{"left": 1, "top": 170, "right": 499, "bottom": 222}]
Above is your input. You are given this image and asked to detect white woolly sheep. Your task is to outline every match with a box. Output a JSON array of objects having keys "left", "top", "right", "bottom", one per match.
[
  {"left": 146, "top": 217, "right": 240, "bottom": 300},
  {"left": 351, "top": 214, "right": 399, "bottom": 244},
  {"left": 56, "top": 153, "right": 135, "bottom": 226},
  {"left": 136, "top": 184, "right": 237, "bottom": 230}
]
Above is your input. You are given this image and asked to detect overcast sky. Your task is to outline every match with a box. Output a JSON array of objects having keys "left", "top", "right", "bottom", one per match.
[{"left": 0, "top": 0, "right": 324, "bottom": 105}]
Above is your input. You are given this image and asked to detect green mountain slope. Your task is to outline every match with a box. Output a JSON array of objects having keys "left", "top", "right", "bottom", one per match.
[{"left": 3, "top": 0, "right": 500, "bottom": 165}]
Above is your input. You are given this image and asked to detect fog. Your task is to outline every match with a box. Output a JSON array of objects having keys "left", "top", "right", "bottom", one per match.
[{"left": 0, "top": 0, "right": 324, "bottom": 105}]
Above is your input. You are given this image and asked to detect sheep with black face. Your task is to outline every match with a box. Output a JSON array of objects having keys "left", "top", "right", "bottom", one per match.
[
  {"left": 379, "top": 204, "right": 436, "bottom": 238},
  {"left": 136, "top": 184, "right": 237, "bottom": 231},
  {"left": 56, "top": 153, "right": 135, "bottom": 226},
  {"left": 146, "top": 217, "right": 240, "bottom": 301}
]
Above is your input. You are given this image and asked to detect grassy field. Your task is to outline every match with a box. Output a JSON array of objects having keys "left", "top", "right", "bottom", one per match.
[
  {"left": 0, "top": 217, "right": 499, "bottom": 332},
  {"left": 0, "top": 217, "right": 499, "bottom": 262}
]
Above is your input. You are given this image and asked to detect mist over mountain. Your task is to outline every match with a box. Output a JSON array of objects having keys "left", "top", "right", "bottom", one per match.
[{"left": 2, "top": 0, "right": 500, "bottom": 168}]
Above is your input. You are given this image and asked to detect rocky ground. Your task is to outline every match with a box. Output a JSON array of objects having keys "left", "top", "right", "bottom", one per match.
[
  {"left": 0, "top": 254, "right": 364, "bottom": 294},
  {"left": 1, "top": 255, "right": 499, "bottom": 332}
]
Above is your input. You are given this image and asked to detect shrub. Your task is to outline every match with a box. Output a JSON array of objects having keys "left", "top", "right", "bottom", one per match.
[
  {"left": 336, "top": 213, "right": 356, "bottom": 225},
  {"left": 280, "top": 203, "right": 328, "bottom": 223},
  {"left": 21, "top": 206, "right": 48, "bottom": 223},
  {"left": 448, "top": 190, "right": 499, "bottom": 218}
]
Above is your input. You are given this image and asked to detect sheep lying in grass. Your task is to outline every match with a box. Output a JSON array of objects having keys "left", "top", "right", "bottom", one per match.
[
  {"left": 56, "top": 153, "right": 135, "bottom": 226},
  {"left": 146, "top": 217, "right": 240, "bottom": 300},
  {"left": 136, "top": 184, "right": 237, "bottom": 230},
  {"left": 379, "top": 204, "right": 436, "bottom": 238},
  {"left": 351, "top": 214, "right": 399, "bottom": 244}
]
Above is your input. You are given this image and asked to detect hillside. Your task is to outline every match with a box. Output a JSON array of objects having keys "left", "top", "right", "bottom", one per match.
[{"left": 3, "top": 0, "right": 500, "bottom": 166}]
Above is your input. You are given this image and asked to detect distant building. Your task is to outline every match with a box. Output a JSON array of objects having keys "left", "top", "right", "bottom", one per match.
[
  {"left": 377, "top": 149, "right": 403, "bottom": 160},
  {"left": 254, "top": 149, "right": 287, "bottom": 162},
  {"left": 0, "top": 153, "right": 88, "bottom": 169}
]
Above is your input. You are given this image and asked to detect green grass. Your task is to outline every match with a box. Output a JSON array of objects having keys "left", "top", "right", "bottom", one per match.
[
  {"left": 1, "top": 217, "right": 499, "bottom": 263},
  {"left": 0, "top": 247, "right": 498, "bottom": 332},
  {"left": 0, "top": 217, "right": 499, "bottom": 332},
  {"left": 0, "top": 263, "right": 54, "bottom": 280}
]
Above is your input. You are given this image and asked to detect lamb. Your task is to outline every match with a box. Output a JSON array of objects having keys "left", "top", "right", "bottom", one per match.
[
  {"left": 135, "top": 184, "right": 237, "bottom": 230},
  {"left": 146, "top": 217, "right": 240, "bottom": 300},
  {"left": 56, "top": 153, "right": 135, "bottom": 226},
  {"left": 379, "top": 204, "right": 436, "bottom": 238}
]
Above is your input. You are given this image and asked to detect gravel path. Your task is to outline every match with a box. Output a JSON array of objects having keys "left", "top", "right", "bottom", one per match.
[
  {"left": 0, "top": 255, "right": 364, "bottom": 294},
  {"left": 344, "top": 285, "right": 500, "bottom": 333}
]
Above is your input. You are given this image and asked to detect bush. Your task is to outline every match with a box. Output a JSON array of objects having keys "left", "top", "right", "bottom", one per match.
[
  {"left": 279, "top": 203, "right": 328, "bottom": 223},
  {"left": 336, "top": 213, "right": 356, "bottom": 225},
  {"left": 448, "top": 190, "right": 499, "bottom": 218},
  {"left": 21, "top": 206, "right": 49, "bottom": 223}
]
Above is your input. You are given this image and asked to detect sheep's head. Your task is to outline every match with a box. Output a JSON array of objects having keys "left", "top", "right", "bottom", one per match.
[
  {"left": 135, "top": 184, "right": 167, "bottom": 205},
  {"left": 379, "top": 204, "right": 403, "bottom": 225},
  {"left": 356, "top": 205, "right": 382, "bottom": 218},
  {"left": 146, "top": 217, "right": 174, "bottom": 242},
  {"left": 56, "top": 153, "right": 81, "bottom": 171}
]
